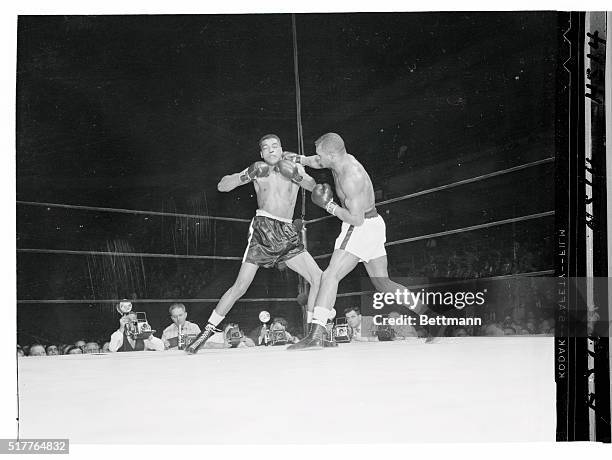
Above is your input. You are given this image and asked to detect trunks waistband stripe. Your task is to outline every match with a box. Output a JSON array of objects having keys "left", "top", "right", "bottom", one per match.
[
  {"left": 340, "top": 225, "right": 355, "bottom": 250},
  {"left": 364, "top": 207, "right": 378, "bottom": 219},
  {"left": 255, "top": 209, "right": 293, "bottom": 223}
]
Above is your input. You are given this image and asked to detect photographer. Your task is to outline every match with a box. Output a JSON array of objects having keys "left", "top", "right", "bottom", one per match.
[
  {"left": 206, "top": 323, "right": 256, "bottom": 349},
  {"left": 256, "top": 317, "right": 298, "bottom": 346},
  {"left": 344, "top": 307, "right": 376, "bottom": 342},
  {"left": 161, "top": 303, "right": 201, "bottom": 350},
  {"left": 109, "top": 312, "right": 164, "bottom": 352}
]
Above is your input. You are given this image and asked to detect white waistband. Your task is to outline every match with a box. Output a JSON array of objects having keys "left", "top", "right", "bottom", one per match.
[{"left": 255, "top": 209, "right": 293, "bottom": 223}]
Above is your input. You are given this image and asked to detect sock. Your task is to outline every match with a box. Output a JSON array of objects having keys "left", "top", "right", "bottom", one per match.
[
  {"left": 312, "top": 306, "right": 329, "bottom": 327},
  {"left": 208, "top": 310, "right": 225, "bottom": 327},
  {"left": 307, "top": 311, "right": 313, "bottom": 324}
]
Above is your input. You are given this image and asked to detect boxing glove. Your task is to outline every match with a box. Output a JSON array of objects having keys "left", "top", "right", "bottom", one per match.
[
  {"left": 312, "top": 183, "right": 339, "bottom": 215},
  {"left": 240, "top": 161, "right": 270, "bottom": 183},
  {"left": 277, "top": 159, "right": 303, "bottom": 184}
]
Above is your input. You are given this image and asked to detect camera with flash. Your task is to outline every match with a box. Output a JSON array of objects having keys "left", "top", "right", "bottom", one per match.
[
  {"left": 116, "top": 301, "right": 156, "bottom": 340},
  {"left": 226, "top": 324, "right": 243, "bottom": 348},
  {"left": 331, "top": 317, "right": 352, "bottom": 343},
  {"left": 269, "top": 328, "right": 288, "bottom": 345}
]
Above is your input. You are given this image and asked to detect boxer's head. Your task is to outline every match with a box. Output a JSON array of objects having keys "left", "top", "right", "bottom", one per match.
[
  {"left": 259, "top": 134, "right": 283, "bottom": 165},
  {"left": 314, "top": 133, "right": 346, "bottom": 167}
]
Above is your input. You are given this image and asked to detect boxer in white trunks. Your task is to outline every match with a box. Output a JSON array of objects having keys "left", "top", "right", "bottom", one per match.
[{"left": 284, "top": 133, "right": 442, "bottom": 349}]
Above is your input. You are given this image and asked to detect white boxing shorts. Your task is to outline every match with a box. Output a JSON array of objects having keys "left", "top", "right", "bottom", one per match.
[{"left": 334, "top": 213, "right": 387, "bottom": 263}]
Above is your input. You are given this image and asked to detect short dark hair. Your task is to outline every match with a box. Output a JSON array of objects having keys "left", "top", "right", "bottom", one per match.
[
  {"left": 259, "top": 134, "right": 281, "bottom": 149},
  {"left": 315, "top": 133, "right": 346, "bottom": 155},
  {"left": 343, "top": 307, "right": 360, "bottom": 316},
  {"left": 169, "top": 303, "right": 186, "bottom": 315}
]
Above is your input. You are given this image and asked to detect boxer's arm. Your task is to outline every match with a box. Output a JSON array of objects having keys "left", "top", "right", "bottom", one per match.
[
  {"left": 217, "top": 171, "right": 247, "bottom": 192},
  {"left": 333, "top": 179, "right": 366, "bottom": 227},
  {"left": 300, "top": 155, "right": 324, "bottom": 169},
  {"left": 295, "top": 164, "right": 316, "bottom": 192},
  {"left": 217, "top": 173, "right": 242, "bottom": 192},
  {"left": 284, "top": 152, "right": 325, "bottom": 169},
  {"left": 218, "top": 162, "right": 270, "bottom": 192}
]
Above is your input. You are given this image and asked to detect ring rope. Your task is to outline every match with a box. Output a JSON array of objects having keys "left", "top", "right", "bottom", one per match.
[
  {"left": 16, "top": 200, "right": 251, "bottom": 223},
  {"left": 17, "top": 297, "right": 296, "bottom": 304},
  {"left": 17, "top": 270, "right": 554, "bottom": 305},
  {"left": 334, "top": 269, "right": 555, "bottom": 298},
  {"left": 17, "top": 158, "right": 553, "bottom": 227},
  {"left": 17, "top": 211, "right": 554, "bottom": 260},
  {"left": 313, "top": 210, "right": 555, "bottom": 260},
  {"left": 305, "top": 157, "right": 554, "bottom": 224},
  {"left": 17, "top": 248, "right": 242, "bottom": 260}
]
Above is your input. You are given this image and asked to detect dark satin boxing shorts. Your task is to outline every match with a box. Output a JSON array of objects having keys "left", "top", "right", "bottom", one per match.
[{"left": 242, "top": 211, "right": 304, "bottom": 269}]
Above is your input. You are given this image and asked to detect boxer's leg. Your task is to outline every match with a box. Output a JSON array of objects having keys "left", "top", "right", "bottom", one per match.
[
  {"left": 186, "top": 262, "right": 259, "bottom": 354},
  {"left": 285, "top": 252, "right": 322, "bottom": 321},
  {"left": 214, "top": 262, "right": 259, "bottom": 317},
  {"left": 287, "top": 249, "right": 359, "bottom": 350},
  {"left": 365, "top": 255, "right": 449, "bottom": 341},
  {"left": 364, "top": 255, "right": 426, "bottom": 314},
  {"left": 286, "top": 252, "right": 337, "bottom": 347},
  {"left": 315, "top": 248, "right": 361, "bottom": 313}
]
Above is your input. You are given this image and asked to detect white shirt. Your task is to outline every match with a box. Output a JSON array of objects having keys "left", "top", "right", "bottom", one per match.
[{"left": 161, "top": 321, "right": 202, "bottom": 349}]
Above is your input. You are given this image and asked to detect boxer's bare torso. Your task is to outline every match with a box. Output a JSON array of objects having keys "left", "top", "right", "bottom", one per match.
[
  {"left": 329, "top": 154, "right": 376, "bottom": 215},
  {"left": 252, "top": 169, "right": 299, "bottom": 220}
]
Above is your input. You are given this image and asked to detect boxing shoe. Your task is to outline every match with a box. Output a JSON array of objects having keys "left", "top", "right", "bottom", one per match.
[
  {"left": 185, "top": 323, "right": 222, "bottom": 354},
  {"left": 287, "top": 323, "right": 327, "bottom": 350}
]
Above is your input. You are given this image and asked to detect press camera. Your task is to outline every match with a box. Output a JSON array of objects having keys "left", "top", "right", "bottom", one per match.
[{"left": 116, "top": 301, "right": 156, "bottom": 340}]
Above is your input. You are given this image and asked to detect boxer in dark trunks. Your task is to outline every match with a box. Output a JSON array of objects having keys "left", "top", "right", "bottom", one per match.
[{"left": 186, "top": 134, "right": 325, "bottom": 353}]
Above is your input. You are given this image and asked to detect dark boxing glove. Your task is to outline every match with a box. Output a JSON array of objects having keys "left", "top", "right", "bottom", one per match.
[
  {"left": 277, "top": 159, "right": 304, "bottom": 184},
  {"left": 311, "top": 183, "right": 339, "bottom": 215},
  {"left": 240, "top": 161, "right": 270, "bottom": 183}
]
